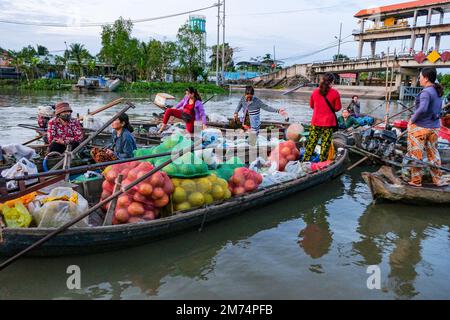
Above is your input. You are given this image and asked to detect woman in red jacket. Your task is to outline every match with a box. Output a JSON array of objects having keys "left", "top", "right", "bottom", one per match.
[{"left": 303, "top": 73, "right": 342, "bottom": 162}]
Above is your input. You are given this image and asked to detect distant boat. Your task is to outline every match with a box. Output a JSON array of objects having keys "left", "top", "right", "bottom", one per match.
[{"left": 73, "top": 76, "right": 121, "bottom": 92}]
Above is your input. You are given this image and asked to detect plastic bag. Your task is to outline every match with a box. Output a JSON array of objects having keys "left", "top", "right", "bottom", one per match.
[
  {"left": 1, "top": 144, "right": 37, "bottom": 161},
  {"left": 28, "top": 187, "right": 90, "bottom": 228},
  {"left": 260, "top": 171, "right": 299, "bottom": 188},
  {"left": 1, "top": 158, "right": 38, "bottom": 190},
  {"left": 0, "top": 202, "right": 33, "bottom": 228},
  {"left": 171, "top": 175, "right": 232, "bottom": 212},
  {"left": 285, "top": 161, "right": 307, "bottom": 177}
]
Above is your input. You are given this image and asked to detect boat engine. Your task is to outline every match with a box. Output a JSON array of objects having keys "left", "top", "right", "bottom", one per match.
[{"left": 361, "top": 128, "right": 398, "bottom": 159}]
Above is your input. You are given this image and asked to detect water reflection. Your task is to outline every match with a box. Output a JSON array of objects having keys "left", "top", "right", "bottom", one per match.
[
  {"left": 298, "top": 204, "right": 333, "bottom": 260},
  {"left": 354, "top": 204, "right": 450, "bottom": 299}
]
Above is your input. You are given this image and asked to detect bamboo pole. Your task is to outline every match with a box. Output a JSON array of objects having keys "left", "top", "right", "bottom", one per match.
[{"left": 78, "top": 98, "right": 124, "bottom": 121}]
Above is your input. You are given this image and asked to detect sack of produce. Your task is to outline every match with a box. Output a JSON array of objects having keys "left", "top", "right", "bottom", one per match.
[
  {"left": 136, "top": 133, "right": 210, "bottom": 178},
  {"left": 1, "top": 158, "right": 39, "bottom": 190},
  {"left": 171, "top": 174, "right": 232, "bottom": 212},
  {"left": 228, "top": 167, "right": 263, "bottom": 196},
  {"left": 0, "top": 202, "right": 33, "bottom": 228},
  {"left": 268, "top": 141, "right": 301, "bottom": 172},
  {"left": 101, "top": 161, "right": 174, "bottom": 225},
  {"left": 28, "top": 187, "right": 89, "bottom": 228}
]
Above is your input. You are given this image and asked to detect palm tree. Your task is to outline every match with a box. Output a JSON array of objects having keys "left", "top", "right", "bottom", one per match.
[
  {"left": 8, "top": 50, "right": 27, "bottom": 82},
  {"left": 69, "top": 43, "right": 91, "bottom": 77}
]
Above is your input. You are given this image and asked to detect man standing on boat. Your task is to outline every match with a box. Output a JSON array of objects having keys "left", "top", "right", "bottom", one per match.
[
  {"left": 47, "top": 102, "right": 83, "bottom": 154},
  {"left": 407, "top": 67, "right": 448, "bottom": 187},
  {"left": 347, "top": 95, "right": 361, "bottom": 117},
  {"left": 234, "top": 86, "right": 287, "bottom": 133}
]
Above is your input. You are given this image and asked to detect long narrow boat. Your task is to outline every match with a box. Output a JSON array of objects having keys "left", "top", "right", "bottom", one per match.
[
  {"left": 0, "top": 140, "right": 348, "bottom": 257},
  {"left": 362, "top": 166, "right": 450, "bottom": 205}
]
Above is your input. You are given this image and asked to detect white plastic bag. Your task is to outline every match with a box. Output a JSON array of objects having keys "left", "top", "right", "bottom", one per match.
[
  {"left": 1, "top": 158, "right": 38, "bottom": 190},
  {"left": 285, "top": 161, "right": 307, "bottom": 177},
  {"left": 1, "top": 144, "right": 37, "bottom": 161},
  {"left": 27, "top": 187, "right": 89, "bottom": 228},
  {"left": 249, "top": 157, "right": 268, "bottom": 173},
  {"left": 260, "top": 171, "right": 298, "bottom": 188}
]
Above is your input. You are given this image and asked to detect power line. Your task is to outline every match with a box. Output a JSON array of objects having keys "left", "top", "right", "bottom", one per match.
[
  {"left": 0, "top": 4, "right": 219, "bottom": 27},
  {"left": 228, "top": 4, "right": 343, "bottom": 17}
]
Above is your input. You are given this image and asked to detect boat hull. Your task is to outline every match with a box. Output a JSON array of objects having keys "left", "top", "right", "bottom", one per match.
[{"left": 0, "top": 147, "right": 348, "bottom": 257}]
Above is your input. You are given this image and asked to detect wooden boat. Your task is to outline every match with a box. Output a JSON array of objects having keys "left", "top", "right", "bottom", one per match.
[
  {"left": 73, "top": 77, "right": 121, "bottom": 92},
  {"left": 362, "top": 166, "right": 450, "bottom": 205},
  {"left": 0, "top": 140, "right": 349, "bottom": 257}
]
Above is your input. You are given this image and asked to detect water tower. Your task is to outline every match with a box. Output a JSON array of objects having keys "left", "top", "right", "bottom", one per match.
[{"left": 189, "top": 15, "right": 207, "bottom": 67}]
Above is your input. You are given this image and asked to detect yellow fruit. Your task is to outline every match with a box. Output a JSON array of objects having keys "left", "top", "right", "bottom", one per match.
[
  {"left": 217, "top": 178, "right": 229, "bottom": 189},
  {"left": 207, "top": 174, "right": 217, "bottom": 183},
  {"left": 204, "top": 194, "right": 214, "bottom": 205},
  {"left": 172, "top": 178, "right": 181, "bottom": 187},
  {"left": 188, "top": 192, "right": 205, "bottom": 207},
  {"left": 197, "top": 178, "right": 213, "bottom": 193},
  {"left": 224, "top": 189, "right": 232, "bottom": 199},
  {"left": 211, "top": 185, "right": 225, "bottom": 200},
  {"left": 173, "top": 187, "right": 187, "bottom": 204},
  {"left": 181, "top": 179, "right": 196, "bottom": 192},
  {"left": 175, "top": 202, "right": 191, "bottom": 212}
]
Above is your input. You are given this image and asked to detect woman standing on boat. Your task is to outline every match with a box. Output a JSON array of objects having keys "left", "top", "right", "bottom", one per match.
[
  {"left": 303, "top": 73, "right": 342, "bottom": 162},
  {"left": 234, "top": 86, "right": 287, "bottom": 133},
  {"left": 407, "top": 67, "right": 448, "bottom": 187},
  {"left": 47, "top": 102, "right": 83, "bottom": 154},
  {"left": 106, "top": 113, "right": 137, "bottom": 160},
  {"left": 158, "top": 87, "right": 207, "bottom": 134}
]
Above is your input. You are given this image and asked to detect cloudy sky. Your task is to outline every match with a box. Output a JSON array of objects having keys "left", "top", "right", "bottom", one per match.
[{"left": 1, "top": 0, "right": 450, "bottom": 65}]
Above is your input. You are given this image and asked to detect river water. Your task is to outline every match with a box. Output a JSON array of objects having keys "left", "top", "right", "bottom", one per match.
[{"left": 0, "top": 89, "right": 449, "bottom": 300}]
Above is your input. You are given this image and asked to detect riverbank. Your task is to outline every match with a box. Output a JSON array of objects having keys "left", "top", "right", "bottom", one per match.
[{"left": 0, "top": 79, "right": 227, "bottom": 95}]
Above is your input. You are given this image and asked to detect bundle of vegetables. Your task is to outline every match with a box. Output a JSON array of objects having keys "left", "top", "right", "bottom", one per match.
[
  {"left": 171, "top": 174, "right": 232, "bottom": 212},
  {"left": 101, "top": 161, "right": 174, "bottom": 225},
  {"left": 268, "top": 141, "right": 301, "bottom": 172},
  {"left": 228, "top": 167, "right": 263, "bottom": 196}
]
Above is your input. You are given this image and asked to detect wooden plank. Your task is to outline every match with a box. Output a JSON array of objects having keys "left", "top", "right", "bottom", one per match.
[{"left": 0, "top": 176, "right": 64, "bottom": 203}]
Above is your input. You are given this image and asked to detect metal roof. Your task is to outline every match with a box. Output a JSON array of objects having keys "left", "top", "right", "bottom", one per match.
[{"left": 355, "top": 0, "right": 450, "bottom": 18}]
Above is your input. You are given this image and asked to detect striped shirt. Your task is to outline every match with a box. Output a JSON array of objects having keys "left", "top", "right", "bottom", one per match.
[{"left": 235, "top": 96, "right": 278, "bottom": 118}]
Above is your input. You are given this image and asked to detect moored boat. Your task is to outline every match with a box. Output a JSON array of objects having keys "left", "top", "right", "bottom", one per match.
[
  {"left": 0, "top": 140, "right": 349, "bottom": 257},
  {"left": 362, "top": 166, "right": 450, "bottom": 205}
]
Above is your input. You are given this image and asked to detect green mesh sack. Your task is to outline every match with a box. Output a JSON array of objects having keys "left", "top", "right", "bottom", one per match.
[
  {"left": 213, "top": 157, "right": 245, "bottom": 181},
  {"left": 138, "top": 133, "right": 209, "bottom": 178}
]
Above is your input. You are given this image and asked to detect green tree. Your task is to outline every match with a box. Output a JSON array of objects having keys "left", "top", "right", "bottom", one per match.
[
  {"left": 37, "top": 45, "right": 49, "bottom": 56},
  {"left": 99, "top": 17, "right": 135, "bottom": 79},
  {"left": 333, "top": 54, "right": 349, "bottom": 62},
  {"left": 8, "top": 50, "right": 27, "bottom": 81},
  {"left": 210, "top": 43, "right": 234, "bottom": 72},
  {"left": 176, "top": 23, "right": 206, "bottom": 82},
  {"left": 69, "top": 43, "right": 91, "bottom": 77}
]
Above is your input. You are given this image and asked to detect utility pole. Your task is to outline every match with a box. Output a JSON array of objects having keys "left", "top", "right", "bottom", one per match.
[
  {"left": 216, "top": 0, "right": 221, "bottom": 86},
  {"left": 273, "top": 45, "right": 276, "bottom": 70},
  {"left": 337, "top": 22, "right": 343, "bottom": 58},
  {"left": 221, "top": 0, "right": 226, "bottom": 84}
]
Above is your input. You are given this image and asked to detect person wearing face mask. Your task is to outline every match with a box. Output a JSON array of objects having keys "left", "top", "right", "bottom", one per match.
[{"left": 47, "top": 102, "right": 83, "bottom": 154}]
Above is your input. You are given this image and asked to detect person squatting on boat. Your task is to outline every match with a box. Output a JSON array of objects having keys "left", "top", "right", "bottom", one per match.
[
  {"left": 303, "top": 73, "right": 342, "bottom": 162},
  {"left": 234, "top": 86, "right": 287, "bottom": 134},
  {"left": 338, "top": 109, "right": 360, "bottom": 130},
  {"left": 158, "top": 87, "right": 207, "bottom": 134},
  {"left": 347, "top": 95, "right": 361, "bottom": 117},
  {"left": 407, "top": 67, "right": 448, "bottom": 187},
  {"left": 106, "top": 113, "right": 137, "bottom": 160},
  {"left": 47, "top": 102, "right": 83, "bottom": 154}
]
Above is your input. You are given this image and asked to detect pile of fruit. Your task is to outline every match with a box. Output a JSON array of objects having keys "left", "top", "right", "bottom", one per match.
[
  {"left": 268, "top": 140, "right": 301, "bottom": 171},
  {"left": 228, "top": 167, "right": 263, "bottom": 196},
  {"left": 101, "top": 161, "right": 174, "bottom": 225},
  {"left": 171, "top": 174, "right": 232, "bottom": 212}
]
